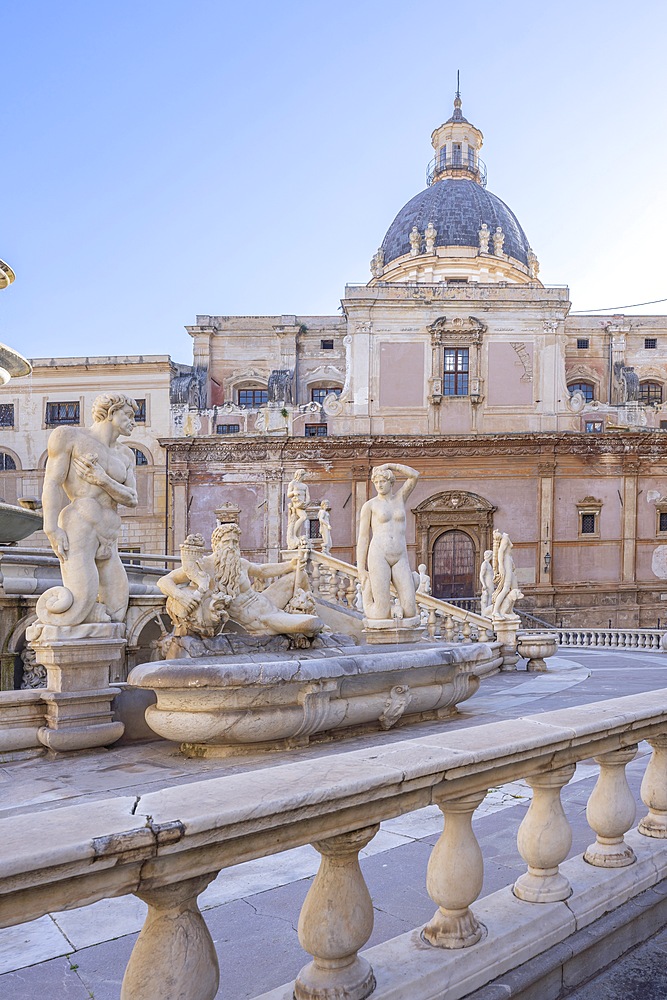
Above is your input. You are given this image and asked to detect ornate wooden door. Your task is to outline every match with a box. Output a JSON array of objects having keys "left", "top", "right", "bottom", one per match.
[{"left": 432, "top": 530, "right": 475, "bottom": 599}]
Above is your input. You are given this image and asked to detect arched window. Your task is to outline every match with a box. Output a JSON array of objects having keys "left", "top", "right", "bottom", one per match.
[
  {"left": 0, "top": 452, "right": 17, "bottom": 471},
  {"left": 568, "top": 381, "right": 595, "bottom": 403},
  {"left": 130, "top": 447, "right": 149, "bottom": 466},
  {"left": 310, "top": 386, "right": 342, "bottom": 406},
  {"left": 639, "top": 381, "right": 663, "bottom": 406}
]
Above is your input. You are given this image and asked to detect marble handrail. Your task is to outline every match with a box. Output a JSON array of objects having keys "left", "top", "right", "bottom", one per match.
[
  {"left": 307, "top": 549, "right": 494, "bottom": 640},
  {"left": 1, "top": 690, "right": 667, "bottom": 999},
  {"left": 520, "top": 627, "right": 666, "bottom": 651}
]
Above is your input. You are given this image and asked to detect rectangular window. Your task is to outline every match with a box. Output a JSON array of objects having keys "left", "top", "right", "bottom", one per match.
[
  {"left": 311, "top": 387, "right": 342, "bottom": 406},
  {"left": 216, "top": 424, "right": 240, "bottom": 434},
  {"left": 320, "top": 339, "right": 334, "bottom": 350},
  {"left": 0, "top": 403, "right": 14, "bottom": 427},
  {"left": 452, "top": 143, "right": 462, "bottom": 166},
  {"left": 577, "top": 339, "right": 589, "bottom": 349},
  {"left": 438, "top": 147, "right": 446, "bottom": 169},
  {"left": 134, "top": 398, "right": 146, "bottom": 422},
  {"left": 119, "top": 547, "right": 141, "bottom": 566},
  {"left": 443, "top": 348, "right": 469, "bottom": 396},
  {"left": 467, "top": 147, "right": 475, "bottom": 168},
  {"left": 309, "top": 518, "right": 321, "bottom": 539},
  {"left": 237, "top": 389, "right": 268, "bottom": 408},
  {"left": 581, "top": 513, "right": 597, "bottom": 534},
  {"left": 660, "top": 512, "right": 667, "bottom": 533},
  {"left": 585, "top": 420, "right": 604, "bottom": 433},
  {"left": 305, "top": 423, "right": 328, "bottom": 437},
  {"left": 661, "top": 421, "right": 667, "bottom": 430},
  {"left": 45, "top": 401, "right": 80, "bottom": 425},
  {"left": 645, "top": 338, "right": 657, "bottom": 349}
]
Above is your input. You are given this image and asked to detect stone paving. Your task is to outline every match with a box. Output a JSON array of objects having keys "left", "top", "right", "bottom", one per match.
[{"left": 1, "top": 649, "right": 667, "bottom": 998}]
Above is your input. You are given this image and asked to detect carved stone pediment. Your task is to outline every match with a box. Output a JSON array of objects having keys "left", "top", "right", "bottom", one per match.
[
  {"left": 428, "top": 315, "right": 487, "bottom": 346},
  {"left": 413, "top": 490, "right": 496, "bottom": 515}
]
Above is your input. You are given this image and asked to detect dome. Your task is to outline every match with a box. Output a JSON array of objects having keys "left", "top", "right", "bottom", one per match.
[{"left": 380, "top": 179, "right": 532, "bottom": 268}]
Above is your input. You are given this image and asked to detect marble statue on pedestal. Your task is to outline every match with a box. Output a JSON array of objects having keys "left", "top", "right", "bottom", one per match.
[
  {"left": 412, "top": 563, "right": 431, "bottom": 596},
  {"left": 36, "top": 393, "right": 139, "bottom": 627},
  {"left": 479, "top": 548, "right": 494, "bottom": 617},
  {"left": 286, "top": 469, "right": 310, "bottom": 549},
  {"left": 158, "top": 522, "right": 323, "bottom": 640},
  {"left": 409, "top": 227, "right": 421, "bottom": 257},
  {"left": 489, "top": 530, "right": 523, "bottom": 619},
  {"left": 356, "top": 463, "right": 420, "bottom": 627},
  {"left": 424, "top": 222, "right": 437, "bottom": 254},
  {"left": 318, "top": 500, "right": 332, "bottom": 553},
  {"left": 478, "top": 223, "right": 490, "bottom": 253},
  {"left": 493, "top": 226, "right": 505, "bottom": 256}
]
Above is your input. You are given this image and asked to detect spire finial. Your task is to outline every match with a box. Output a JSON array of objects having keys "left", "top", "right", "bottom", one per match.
[
  {"left": 452, "top": 71, "right": 463, "bottom": 120},
  {"left": 456, "top": 70, "right": 460, "bottom": 99}
]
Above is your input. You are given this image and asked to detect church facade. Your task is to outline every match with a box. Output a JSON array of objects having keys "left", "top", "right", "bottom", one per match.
[{"left": 165, "top": 94, "right": 667, "bottom": 627}]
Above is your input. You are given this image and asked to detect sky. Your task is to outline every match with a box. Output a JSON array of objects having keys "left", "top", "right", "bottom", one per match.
[{"left": 2, "top": 1, "right": 667, "bottom": 364}]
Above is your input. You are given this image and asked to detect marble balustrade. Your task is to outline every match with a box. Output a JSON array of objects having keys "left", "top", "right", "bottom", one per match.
[
  {"left": 521, "top": 627, "right": 666, "bottom": 651},
  {"left": 1, "top": 690, "right": 667, "bottom": 1000}
]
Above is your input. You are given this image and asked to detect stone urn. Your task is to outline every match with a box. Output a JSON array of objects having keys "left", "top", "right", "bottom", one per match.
[{"left": 516, "top": 632, "right": 558, "bottom": 672}]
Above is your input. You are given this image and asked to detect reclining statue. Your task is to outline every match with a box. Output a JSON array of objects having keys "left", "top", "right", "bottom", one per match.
[{"left": 157, "top": 523, "right": 323, "bottom": 639}]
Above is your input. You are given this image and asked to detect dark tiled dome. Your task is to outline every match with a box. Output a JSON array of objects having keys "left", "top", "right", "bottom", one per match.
[{"left": 381, "top": 178, "right": 531, "bottom": 267}]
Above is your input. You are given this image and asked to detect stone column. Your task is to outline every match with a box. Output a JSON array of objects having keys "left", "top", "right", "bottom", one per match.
[
  {"left": 423, "top": 790, "right": 487, "bottom": 948},
  {"left": 121, "top": 873, "right": 219, "bottom": 1000},
  {"left": 26, "top": 622, "right": 125, "bottom": 752},
  {"left": 514, "top": 764, "right": 575, "bottom": 902},
  {"left": 492, "top": 616, "right": 520, "bottom": 670},
  {"left": 584, "top": 746, "right": 637, "bottom": 866},
  {"left": 537, "top": 462, "right": 555, "bottom": 587},
  {"left": 639, "top": 735, "right": 667, "bottom": 838},
  {"left": 295, "top": 824, "right": 379, "bottom": 1000},
  {"left": 265, "top": 468, "right": 284, "bottom": 561},
  {"left": 169, "top": 469, "right": 190, "bottom": 552},
  {"left": 352, "top": 465, "right": 369, "bottom": 548},
  {"left": 621, "top": 465, "right": 639, "bottom": 585}
]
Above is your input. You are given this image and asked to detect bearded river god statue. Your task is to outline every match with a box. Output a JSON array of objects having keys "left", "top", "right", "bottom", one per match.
[{"left": 157, "top": 523, "right": 324, "bottom": 649}]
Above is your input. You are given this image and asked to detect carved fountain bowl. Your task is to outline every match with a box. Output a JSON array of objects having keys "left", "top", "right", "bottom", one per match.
[
  {"left": 516, "top": 632, "right": 559, "bottom": 672},
  {"left": 128, "top": 642, "right": 501, "bottom": 757}
]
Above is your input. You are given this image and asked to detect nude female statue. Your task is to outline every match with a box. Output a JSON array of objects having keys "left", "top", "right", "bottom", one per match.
[
  {"left": 490, "top": 531, "right": 524, "bottom": 619},
  {"left": 356, "top": 463, "right": 419, "bottom": 621},
  {"left": 36, "top": 393, "right": 138, "bottom": 627},
  {"left": 286, "top": 469, "right": 310, "bottom": 549}
]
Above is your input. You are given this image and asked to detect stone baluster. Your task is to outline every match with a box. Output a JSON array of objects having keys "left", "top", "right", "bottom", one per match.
[
  {"left": 639, "top": 735, "right": 667, "bottom": 838},
  {"left": 311, "top": 559, "right": 321, "bottom": 595},
  {"left": 121, "top": 873, "right": 219, "bottom": 1000},
  {"left": 345, "top": 575, "right": 357, "bottom": 609},
  {"left": 584, "top": 746, "right": 637, "bottom": 866},
  {"left": 423, "top": 790, "right": 487, "bottom": 948},
  {"left": 427, "top": 608, "right": 437, "bottom": 639},
  {"left": 295, "top": 825, "right": 379, "bottom": 1000},
  {"left": 461, "top": 621, "right": 472, "bottom": 644},
  {"left": 336, "top": 572, "right": 347, "bottom": 606},
  {"left": 485, "top": 625, "right": 495, "bottom": 642},
  {"left": 329, "top": 569, "right": 340, "bottom": 603},
  {"left": 443, "top": 614, "right": 455, "bottom": 642},
  {"left": 514, "top": 764, "right": 575, "bottom": 902}
]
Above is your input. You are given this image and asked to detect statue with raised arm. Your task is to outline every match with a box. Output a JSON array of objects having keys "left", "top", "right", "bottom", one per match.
[
  {"left": 356, "top": 463, "right": 420, "bottom": 623},
  {"left": 490, "top": 531, "right": 524, "bottom": 620},
  {"left": 158, "top": 522, "right": 323, "bottom": 639},
  {"left": 286, "top": 468, "right": 310, "bottom": 549},
  {"left": 36, "top": 393, "right": 139, "bottom": 627},
  {"left": 480, "top": 548, "right": 494, "bottom": 617}
]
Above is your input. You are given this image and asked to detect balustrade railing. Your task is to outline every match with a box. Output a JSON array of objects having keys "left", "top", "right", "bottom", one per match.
[
  {"left": 521, "top": 627, "right": 666, "bottom": 651},
  {"left": 306, "top": 550, "right": 495, "bottom": 644},
  {"left": 2, "top": 691, "right": 667, "bottom": 999}
]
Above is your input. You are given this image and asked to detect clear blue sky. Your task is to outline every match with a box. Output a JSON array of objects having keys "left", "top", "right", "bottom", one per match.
[{"left": 2, "top": 1, "right": 666, "bottom": 363}]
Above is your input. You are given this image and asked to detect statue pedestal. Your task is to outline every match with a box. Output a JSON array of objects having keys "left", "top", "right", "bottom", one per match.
[
  {"left": 26, "top": 623, "right": 125, "bottom": 752},
  {"left": 491, "top": 615, "right": 520, "bottom": 670},
  {"left": 362, "top": 615, "right": 424, "bottom": 645}
]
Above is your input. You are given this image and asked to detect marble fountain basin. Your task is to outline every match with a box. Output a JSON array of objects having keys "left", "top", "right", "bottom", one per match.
[{"left": 128, "top": 641, "right": 500, "bottom": 756}]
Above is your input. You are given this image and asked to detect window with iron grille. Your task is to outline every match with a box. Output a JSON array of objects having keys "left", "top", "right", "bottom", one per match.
[
  {"left": 581, "top": 513, "right": 597, "bottom": 534},
  {"left": 645, "top": 338, "right": 657, "bottom": 349},
  {"left": 134, "top": 399, "right": 146, "bottom": 422},
  {"left": 305, "top": 424, "right": 327, "bottom": 437},
  {"left": 639, "top": 381, "right": 663, "bottom": 406},
  {"left": 46, "top": 401, "right": 80, "bottom": 425},
  {"left": 320, "top": 339, "right": 334, "bottom": 350},
  {"left": 0, "top": 452, "right": 16, "bottom": 471},
  {"left": 130, "top": 447, "right": 149, "bottom": 466},
  {"left": 237, "top": 389, "right": 268, "bottom": 408},
  {"left": 309, "top": 518, "right": 321, "bottom": 539},
  {"left": 585, "top": 421, "right": 604, "bottom": 433},
  {"left": 576, "top": 339, "right": 589, "bottom": 349},
  {"left": 568, "top": 381, "right": 594, "bottom": 402},
  {"left": 310, "top": 387, "right": 342, "bottom": 406},
  {"left": 0, "top": 404, "right": 14, "bottom": 427},
  {"left": 443, "top": 348, "right": 469, "bottom": 396},
  {"left": 660, "top": 512, "right": 667, "bottom": 533},
  {"left": 216, "top": 424, "right": 240, "bottom": 435}
]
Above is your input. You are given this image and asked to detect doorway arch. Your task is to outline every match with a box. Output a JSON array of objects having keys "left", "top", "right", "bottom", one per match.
[
  {"left": 432, "top": 530, "right": 476, "bottom": 599},
  {"left": 412, "top": 490, "right": 496, "bottom": 599}
]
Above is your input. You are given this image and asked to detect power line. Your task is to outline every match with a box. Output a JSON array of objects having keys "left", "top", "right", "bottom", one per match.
[{"left": 571, "top": 296, "right": 667, "bottom": 314}]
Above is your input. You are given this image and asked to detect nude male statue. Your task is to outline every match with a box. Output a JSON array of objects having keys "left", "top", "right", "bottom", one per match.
[
  {"left": 158, "top": 522, "right": 323, "bottom": 638},
  {"left": 36, "top": 393, "right": 139, "bottom": 627},
  {"left": 356, "top": 463, "right": 420, "bottom": 621},
  {"left": 286, "top": 468, "right": 310, "bottom": 549}
]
